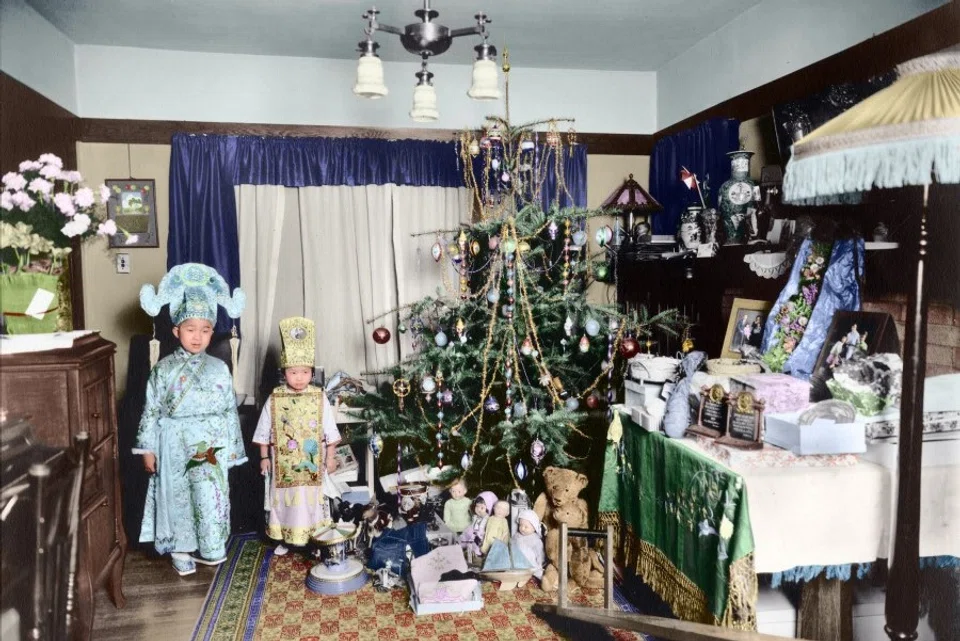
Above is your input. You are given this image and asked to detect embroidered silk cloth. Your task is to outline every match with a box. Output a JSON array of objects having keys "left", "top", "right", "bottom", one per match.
[{"left": 599, "top": 411, "right": 757, "bottom": 629}]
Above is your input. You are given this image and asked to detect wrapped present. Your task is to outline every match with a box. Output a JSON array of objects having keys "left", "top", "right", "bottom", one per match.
[{"left": 729, "top": 373, "right": 812, "bottom": 414}]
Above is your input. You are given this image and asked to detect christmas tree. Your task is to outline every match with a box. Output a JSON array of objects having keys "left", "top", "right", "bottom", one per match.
[{"left": 350, "top": 66, "right": 682, "bottom": 497}]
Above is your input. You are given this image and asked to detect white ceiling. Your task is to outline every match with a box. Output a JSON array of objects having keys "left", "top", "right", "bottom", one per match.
[{"left": 25, "top": 0, "right": 764, "bottom": 71}]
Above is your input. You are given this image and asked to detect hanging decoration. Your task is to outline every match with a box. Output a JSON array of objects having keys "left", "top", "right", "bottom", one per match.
[{"left": 372, "top": 327, "right": 391, "bottom": 344}]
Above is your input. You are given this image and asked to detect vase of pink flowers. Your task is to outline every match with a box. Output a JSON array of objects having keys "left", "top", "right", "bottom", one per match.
[{"left": 1, "top": 153, "right": 134, "bottom": 334}]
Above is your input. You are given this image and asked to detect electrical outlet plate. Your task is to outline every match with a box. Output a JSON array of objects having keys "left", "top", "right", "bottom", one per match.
[{"left": 116, "top": 253, "right": 130, "bottom": 274}]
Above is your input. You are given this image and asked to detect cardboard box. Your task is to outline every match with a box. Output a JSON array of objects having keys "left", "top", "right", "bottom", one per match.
[
  {"left": 624, "top": 379, "right": 664, "bottom": 408},
  {"left": 765, "top": 411, "right": 866, "bottom": 455},
  {"left": 730, "top": 374, "right": 812, "bottom": 414}
]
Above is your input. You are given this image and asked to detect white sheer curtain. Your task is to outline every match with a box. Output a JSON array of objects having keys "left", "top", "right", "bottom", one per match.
[{"left": 236, "top": 183, "right": 471, "bottom": 399}]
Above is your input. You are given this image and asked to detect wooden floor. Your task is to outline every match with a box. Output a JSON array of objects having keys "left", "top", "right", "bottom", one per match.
[{"left": 92, "top": 550, "right": 215, "bottom": 641}]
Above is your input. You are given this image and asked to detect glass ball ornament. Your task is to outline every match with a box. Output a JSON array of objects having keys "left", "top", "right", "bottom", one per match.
[
  {"left": 420, "top": 375, "right": 437, "bottom": 394},
  {"left": 608, "top": 318, "right": 619, "bottom": 331},
  {"left": 595, "top": 225, "right": 613, "bottom": 247},
  {"left": 369, "top": 433, "right": 383, "bottom": 456},
  {"left": 441, "top": 389, "right": 454, "bottom": 405},
  {"left": 461, "top": 451, "right": 472, "bottom": 469},
  {"left": 502, "top": 238, "right": 517, "bottom": 254},
  {"left": 470, "top": 240, "right": 481, "bottom": 256},
  {"left": 585, "top": 394, "right": 600, "bottom": 410},
  {"left": 491, "top": 158, "right": 501, "bottom": 170},
  {"left": 595, "top": 264, "right": 609, "bottom": 280},
  {"left": 488, "top": 235, "right": 500, "bottom": 250},
  {"left": 572, "top": 230, "right": 587, "bottom": 247},
  {"left": 585, "top": 317, "right": 601, "bottom": 337},
  {"left": 501, "top": 304, "right": 514, "bottom": 317},
  {"left": 520, "top": 139, "right": 536, "bottom": 151},
  {"left": 484, "top": 395, "right": 500, "bottom": 413},
  {"left": 434, "top": 330, "right": 449, "bottom": 347},
  {"left": 397, "top": 322, "right": 407, "bottom": 334},
  {"left": 468, "top": 139, "right": 480, "bottom": 156},
  {"left": 548, "top": 221, "right": 559, "bottom": 240},
  {"left": 578, "top": 335, "right": 590, "bottom": 353},
  {"left": 619, "top": 336, "right": 641, "bottom": 359},
  {"left": 520, "top": 337, "right": 534, "bottom": 356},
  {"left": 513, "top": 400, "right": 527, "bottom": 418},
  {"left": 514, "top": 460, "right": 528, "bottom": 481},
  {"left": 372, "top": 327, "right": 391, "bottom": 344},
  {"left": 564, "top": 397, "right": 580, "bottom": 411},
  {"left": 530, "top": 437, "right": 546, "bottom": 464},
  {"left": 431, "top": 242, "right": 443, "bottom": 262},
  {"left": 487, "top": 289, "right": 500, "bottom": 304}
]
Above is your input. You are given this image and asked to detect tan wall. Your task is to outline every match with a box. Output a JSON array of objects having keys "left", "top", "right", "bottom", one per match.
[
  {"left": 585, "top": 154, "right": 651, "bottom": 304},
  {"left": 77, "top": 143, "right": 646, "bottom": 397},
  {"left": 77, "top": 142, "right": 170, "bottom": 397}
]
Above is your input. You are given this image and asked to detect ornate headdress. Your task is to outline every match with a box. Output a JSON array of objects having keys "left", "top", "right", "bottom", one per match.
[{"left": 278, "top": 316, "right": 315, "bottom": 369}]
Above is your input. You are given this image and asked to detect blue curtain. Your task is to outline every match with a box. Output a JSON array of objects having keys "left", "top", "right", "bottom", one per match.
[
  {"left": 648, "top": 118, "right": 740, "bottom": 235},
  {"left": 168, "top": 134, "right": 240, "bottom": 332}
]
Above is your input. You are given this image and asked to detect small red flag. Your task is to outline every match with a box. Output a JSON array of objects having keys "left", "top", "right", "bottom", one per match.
[{"left": 680, "top": 167, "right": 698, "bottom": 191}]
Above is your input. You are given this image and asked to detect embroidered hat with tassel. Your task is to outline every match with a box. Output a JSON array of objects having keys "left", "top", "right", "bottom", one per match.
[{"left": 139, "top": 263, "right": 246, "bottom": 386}]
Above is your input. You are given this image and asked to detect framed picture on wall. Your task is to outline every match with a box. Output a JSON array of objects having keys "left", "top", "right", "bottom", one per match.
[
  {"left": 105, "top": 179, "right": 159, "bottom": 248},
  {"left": 721, "top": 298, "right": 773, "bottom": 360}
]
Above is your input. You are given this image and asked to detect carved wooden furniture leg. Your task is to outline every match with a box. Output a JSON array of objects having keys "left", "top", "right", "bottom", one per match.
[
  {"left": 75, "top": 536, "right": 95, "bottom": 641},
  {"left": 799, "top": 575, "right": 852, "bottom": 641}
]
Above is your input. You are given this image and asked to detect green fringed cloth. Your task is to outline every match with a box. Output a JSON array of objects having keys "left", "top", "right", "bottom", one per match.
[{"left": 598, "top": 411, "right": 758, "bottom": 629}]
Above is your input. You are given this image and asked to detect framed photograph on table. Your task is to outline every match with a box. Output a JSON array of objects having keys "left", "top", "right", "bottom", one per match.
[
  {"left": 721, "top": 298, "right": 773, "bottom": 360},
  {"left": 809, "top": 311, "right": 900, "bottom": 401},
  {"left": 105, "top": 179, "right": 158, "bottom": 248}
]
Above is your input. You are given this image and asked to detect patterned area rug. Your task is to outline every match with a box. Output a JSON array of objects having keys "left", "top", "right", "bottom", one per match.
[{"left": 192, "top": 533, "right": 644, "bottom": 641}]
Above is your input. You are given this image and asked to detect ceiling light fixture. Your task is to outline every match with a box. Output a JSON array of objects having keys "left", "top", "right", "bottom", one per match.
[{"left": 353, "top": 1, "right": 501, "bottom": 121}]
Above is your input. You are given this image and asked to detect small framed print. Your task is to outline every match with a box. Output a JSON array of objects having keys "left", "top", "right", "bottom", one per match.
[
  {"left": 722, "top": 298, "right": 773, "bottom": 360},
  {"left": 105, "top": 179, "right": 158, "bottom": 248},
  {"left": 717, "top": 391, "right": 765, "bottom": 450}
]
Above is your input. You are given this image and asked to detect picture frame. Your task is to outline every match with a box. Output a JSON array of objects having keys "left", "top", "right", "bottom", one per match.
[
  {"left": 716, "top": 391, "right": 765, "bottom": 450},
  {"left": 105, "top": 179, "right": 158, "bottom": 248},
  {"left": 721, "top": 298, "right": 773, "bottom": 360},
  {"left": 809, "top": 311, "right": 900, "bottom": 401}
]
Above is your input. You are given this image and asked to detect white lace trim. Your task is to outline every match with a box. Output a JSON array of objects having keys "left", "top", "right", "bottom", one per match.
[
  {"left": 897, "top": 52, "right": 960, "bottom": 78},
  {"left": 744, "top": 252, "right": 788, "bottom": 279},
  {"left": 793, "top": 118, "right": 960, "bottom": 159}
]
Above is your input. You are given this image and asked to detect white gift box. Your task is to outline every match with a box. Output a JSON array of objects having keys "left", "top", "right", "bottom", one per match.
[
  {"left": 409, "top": 545, "right": 483, "bottom": 615},
  {"left": 764, "top": 411, "right": 867, "bottom": 455}
]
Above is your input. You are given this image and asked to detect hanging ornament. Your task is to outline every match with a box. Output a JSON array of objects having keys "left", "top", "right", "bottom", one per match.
[
  {"left": 514, "top": 460, "right": 528, "bottom": 481},
  {"left": 595, "top": 263, "right": 609, "bottom": 280},
  {"left": 500, "top": 304, "right": 514, "bottom": 318},
  {"left": 397, "top": 322, "right": 407, "bottom": 334},
  {"left": 548, "top": 220, "right": 559, "bottom": 240},
  {"left": 486, "top": 288, "right": 500, "bottom": 304},
  {"left": 513, "top": 400, "right": 527, "bottom": 418},
  {"left": 461, "top": 451, "right": 472, "bottom": 470},
  {"left": 578, "top": 335, "right": 590, "bottom": 353},
  {"left": 517, "top": 240, "right": 531, "bottom": 253},
  {"left": 420, "top": 375, "right": 437, "bottom": 395},
  {"left": 488, "top": 124, "right": 502, "bottom": 141},
  {"left": 520, "top": 337, "right": 534, "bottom": 356},
  {"left": 484, "top": 395, "right": 500, "bottom": 413},
  {"left": 434, "top": 330, "right": 449, "bottom": 347},
  {"left": 491, "top": 158, "right": 501, "bottom": 170},
  {"left": 392, "top": 377, "right": 411, "bottom": 410},
  {"left": 468, "top": 138, "right": 480, "bottom": 156},
  {"left": 372, "top": 327, "right": 391, "bottom": 344},
  {"left": 489, "top": 235, "right": 500, "bottom": 250},
  {"left": 500, "top": 171, "right": 511, "bottom": 184},
  {"left": 608, "top": 317, "right": 619, "bottom": 331},
  {"left": 369, "top": 433, "right": 384, "bottom": 456},
  {"left": 564, "top": 397, "right": 580, "bottom": 411},
  {"left": 598, "top": 225, "right": 614, "bottom": 247},
  {"left": 564, "top": 316, "right": 574, "bottom": 337},
  {"left": 520, "top": 138, "right": 536, "bottom": 151},
  {"left": 431, "top": 241, "right": 443, "bottom": 262},
  {"left": 470, "top": 240, "right": 481, "bottom": 256},
  {"left": 481, "top": 137, "right": 492, "bottom": 150},
  {"left": 572, "top": 230, "right": 587, "bottom": 247},
  {"left": 585, "top": 394, "right": 600, "bottom": 410},
  {"left": 619, "top": 336, "right": 641, "bottom": 359},
  {"left": 441, "top": 389, "right": 454, "bottom": 405},
  {"left": 530, "top": 437, "right": 546, "bottom": 464},
  {"left": 585, "top": 317, "right": 601, "bottom": 337},
  {"left": 502, "top": 238, "right": 517, "bottom": 254}
]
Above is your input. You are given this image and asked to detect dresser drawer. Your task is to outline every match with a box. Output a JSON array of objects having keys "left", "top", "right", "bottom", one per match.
[
  {"left": 80, "top": 356, "right": 112, "bottom": 388},
  {"left": 81, "top": 438, "right": 109, "bottom": 508}
]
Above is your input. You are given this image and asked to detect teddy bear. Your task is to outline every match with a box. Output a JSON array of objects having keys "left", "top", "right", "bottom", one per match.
[{"left": 533, "top": 466, "right": 604, "bottom": 591}]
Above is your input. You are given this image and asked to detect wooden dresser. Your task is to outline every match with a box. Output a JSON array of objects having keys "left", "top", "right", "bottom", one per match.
[{"left": 0, "top": 333, "right": 127, "bottom": 640}]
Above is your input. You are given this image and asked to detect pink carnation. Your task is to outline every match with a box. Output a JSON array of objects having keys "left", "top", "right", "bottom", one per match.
[
  {"left": 74, "top": 187, "right": 95, "bottom": 208},
  {"left": 61, "top": 213, "right": 91, "bottom": 238},
  {"left": 19, "top": 160, "right": 42, "bottom": 172},
  {"left": 28, "top": 178, "right": 53, "bottom": 197},
  {"left": 58, "top": 170, "right": 83, "bottom": 183},
  {"left": 11, "top": 191, "right": 35, "bottom": 212},
  {"left": 1, "top": 192, "right": 12, "bottom": 211},
  {"left": 38, "top": 153, "right": 63, "bottom": 168},
  {"left": 125, "top": 234, "right": 140, "bottom": 245},
  {"left": 97, "top": 219, "right": 118, "bottom": 236},
  {"left": 39, "top": 165, "right": 60, "bottom": 179},
  {"left": 53, "top": 192, "right": 75, "bottom": 217},
  {"left": 99, "top": 185, "right": 111, "bottom": 204},
  {"left": 2, "top": 172, "right": 27, "bottom": 191}
]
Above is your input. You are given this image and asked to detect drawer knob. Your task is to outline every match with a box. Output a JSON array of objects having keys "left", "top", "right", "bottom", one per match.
[{"left": 91, "top": 412, "right": 102, "bottom": 419}]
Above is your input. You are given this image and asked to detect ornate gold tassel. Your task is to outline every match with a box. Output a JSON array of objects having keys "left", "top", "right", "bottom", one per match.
[
  {"left": 229, "top": 325, "right": 240, "bottom": 393},
  {"left": 149, "top": 324, "right": 160, "bottom": 369}
]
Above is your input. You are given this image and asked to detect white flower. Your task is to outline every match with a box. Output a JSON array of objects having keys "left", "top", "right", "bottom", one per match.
[
  {"left": 27, "top": 178, "right": 54, "bottom": 197},
  {"left": 2, "top": 172, "right": 27, "bottom": 191},
  {"left": 39, "top": 164, "right": 60, "bottom": 179},
  {"left": 11, "top": 191, "right": 36, "bottom": 212},
  {"left": 58, "top": 170, "right": 83, "bottom": 183},
  {"left": 97, "top": 219, "right": 117, "bottom": 236},
  {"left": 719, "top": 516, "right": 734, "bottom": 540},
  {"left": 38, "top": 153, "right": 63, "bottom": 168},
  {"left": 61, "top": 214, "right": 91, "bottom": 238},
  {"left": 53, "top": 192, "right": 75, "bottom": 217},
  {"left": 125, "top": 234, "right": 140, "bottom": 245},
  {"left": 99, "top": 185, "right": 111, "bottom": 204},
  {"left": 0, "top": 191, "right": 12, "bottom": 211},
  {"left": 19, "top": 160, "right": 42, "bottom": 172},
  {"left": 74, "top": 187, "right": 95, "bottom": 208}
]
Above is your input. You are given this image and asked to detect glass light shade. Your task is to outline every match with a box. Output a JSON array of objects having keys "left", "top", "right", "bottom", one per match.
[
  {"left": 410, "top": 83, "right": 439, "bottom": 122},
  {"left": 467, "top": 58, "right": 500, "bottom": 101},
  {"left": 353, "top": 55, "right": 388, "bottom": 99}
]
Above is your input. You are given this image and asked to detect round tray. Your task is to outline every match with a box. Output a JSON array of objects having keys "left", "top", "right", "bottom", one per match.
[{"left": 305, "top": 558, "right": 368, "bottom": 595}]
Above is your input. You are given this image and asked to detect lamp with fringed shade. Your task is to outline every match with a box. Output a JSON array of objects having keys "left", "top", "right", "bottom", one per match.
[
  {"left": 783, "top": 51, "right": 960, "bottom": 641},
  {"left": 599, "top": 174, "right": 663, "bottom": 246}
]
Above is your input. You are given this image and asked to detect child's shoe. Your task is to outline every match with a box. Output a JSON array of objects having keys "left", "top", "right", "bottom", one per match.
[
  {"left": 274, "top": 545, "right": 289, "bottom": 556},
  {"left": 171, "top": 553, "right": 196, "bottom": 576}
]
